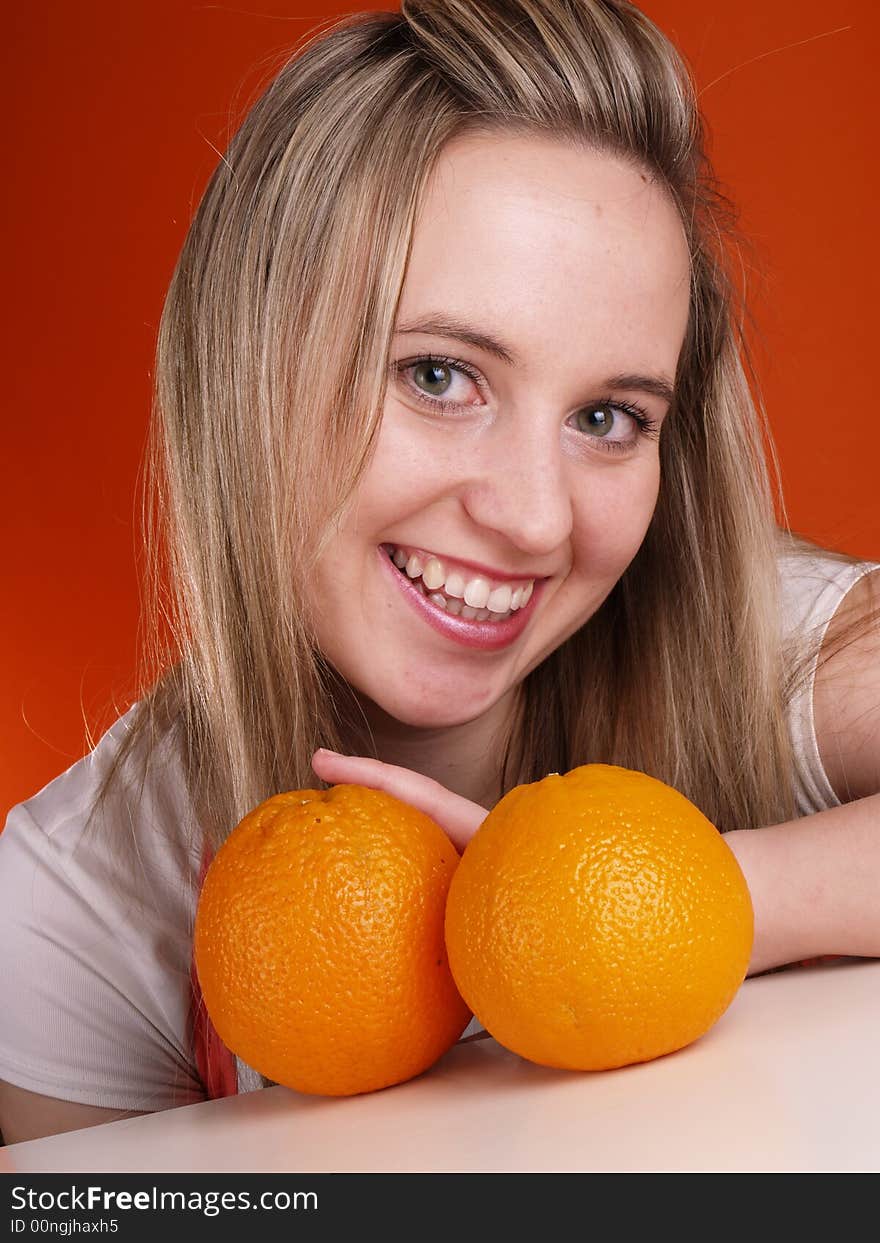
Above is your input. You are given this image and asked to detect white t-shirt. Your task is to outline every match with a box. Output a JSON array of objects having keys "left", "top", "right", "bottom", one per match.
[{"left": 1, "top": 546, "right": 878, "bottom": 1112}]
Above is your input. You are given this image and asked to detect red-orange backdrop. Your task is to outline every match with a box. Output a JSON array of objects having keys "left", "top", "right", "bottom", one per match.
[{"left": 3, "top": 0, "right": 879, "bottom": 822}]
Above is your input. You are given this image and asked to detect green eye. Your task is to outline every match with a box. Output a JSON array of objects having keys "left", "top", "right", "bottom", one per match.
[
  {"left": 413, "top": 361, "right": 453, "bottom": 397},
  {"left": 578, "top": 407, "right": 614, "bottom": 438}
]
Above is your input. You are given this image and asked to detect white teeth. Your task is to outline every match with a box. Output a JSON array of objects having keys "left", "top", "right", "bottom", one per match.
[
  {"left": 411, "top": 577, "right": 513, "bottom": 622},
  {"left": 487, "top": 584, "right": 513, "bottom": 613},
  {"left": 422, "top": 557, "right": 445, "bottom": 591},
  {"left": 463, "top": 577, "right": 491, "bottom": 609},
  {"left": 443, "top": 571, "right": 466, "bottom": 600},
  {"left": 386, "top": 545, "right": 535, "bottom": 618}
]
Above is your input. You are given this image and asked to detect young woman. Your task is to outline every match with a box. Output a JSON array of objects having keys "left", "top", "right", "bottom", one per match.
[{"left": 1, "top": 0, "right": 878, "bottom": 1145}]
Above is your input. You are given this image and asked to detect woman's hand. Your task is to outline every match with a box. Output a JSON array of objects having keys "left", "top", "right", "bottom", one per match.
[{"left": 310, "top": 749, "right": 487, "bottom": 853}]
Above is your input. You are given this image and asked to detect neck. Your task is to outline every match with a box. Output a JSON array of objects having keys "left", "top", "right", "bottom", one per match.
[{"left": 339, "top": 686, "right": 522, "bottom": 810}]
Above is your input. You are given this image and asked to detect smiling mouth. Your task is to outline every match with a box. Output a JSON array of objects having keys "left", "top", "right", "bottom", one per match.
[{"left": 382, "top": 544, "right": 537, "bottom": 624}]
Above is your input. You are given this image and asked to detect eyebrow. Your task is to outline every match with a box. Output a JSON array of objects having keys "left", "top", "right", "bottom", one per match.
[{"left": 395, "top": 314, "right": 677, "bottom": 407}]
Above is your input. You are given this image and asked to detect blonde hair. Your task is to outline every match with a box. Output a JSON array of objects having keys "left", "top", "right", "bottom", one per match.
[{"left": 90, "top": 0, "right": 877, "bottom": 869}]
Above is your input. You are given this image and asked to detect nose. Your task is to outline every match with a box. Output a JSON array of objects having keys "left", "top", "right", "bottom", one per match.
[{"left": 456, "top": 409, "right": 574, "bottom": 560}]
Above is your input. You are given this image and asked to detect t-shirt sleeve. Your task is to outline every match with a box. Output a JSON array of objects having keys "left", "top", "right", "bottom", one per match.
[
  {"left": 779, "top": 548, "right": 880, "bottom": 817},
  {"left": 0, "top": 715, "right": 206, "bottom": 1113}
]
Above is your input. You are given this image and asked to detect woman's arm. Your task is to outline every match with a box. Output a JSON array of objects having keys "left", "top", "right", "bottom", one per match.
[
  {"left": 725, "top": 794, "right": 880, "bottom": 976},
  {"left": 311, "top": 569, "right": 880, "bottom": 978},
  {"left": 313, "top": 748, "right": 880, "bottom": 978},
  {"left": 0, "top": 1080, "right": 149, "bottom": 1146},
  {"left": 727, "top": 565, "right": 880, "bottom": 976}
]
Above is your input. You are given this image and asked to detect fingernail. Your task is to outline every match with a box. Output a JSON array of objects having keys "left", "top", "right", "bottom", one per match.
[{"left": 315, "top": 748, "right": 341, "bottom": 758}]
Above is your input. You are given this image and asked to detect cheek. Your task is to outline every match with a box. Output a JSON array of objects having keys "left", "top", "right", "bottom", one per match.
[
  {"left": 571, "top": 461, "right": 660, "bottom": 571},
  {"left": 333, "top": 421, "right": 430, "bottom": 542},
  {"left": 361, "top": 406, "right": 457, "bottom": 513}
]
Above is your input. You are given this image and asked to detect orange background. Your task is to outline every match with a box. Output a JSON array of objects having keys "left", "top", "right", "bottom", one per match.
[{"left": 3, "top": 0, "right": 878, "bottom": 822}]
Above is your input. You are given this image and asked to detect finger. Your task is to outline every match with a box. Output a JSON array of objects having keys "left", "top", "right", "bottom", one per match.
[
  {"left": 311, "top": 750, "right": 485, "bottom": 852},
  {"left": 312, "top": 750, "right": 438, "bottom": 804}
]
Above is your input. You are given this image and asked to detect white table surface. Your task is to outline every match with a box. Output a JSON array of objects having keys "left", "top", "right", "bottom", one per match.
[{"left": 3, "top": 959, "right": 879, "bottom": 1174}]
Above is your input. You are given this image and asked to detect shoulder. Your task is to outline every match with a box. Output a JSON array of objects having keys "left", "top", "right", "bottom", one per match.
[
  {"left": 0, "top": 705, "right": 205, "bottom": 1111},
  {"left": 3, "top": 700, "right": 198, "bottom": 868},
  {"left": 812, "top": 561, "right": 880, "bottom": 803},
  {"left": 1, "top": 700, "right": 201, "bottom": 940},
  {"left": 776, "top": 539, "right": 875, "bottom": 643},
  {"left": 0, "top": 707, "right": 136, "bottom": 907}
]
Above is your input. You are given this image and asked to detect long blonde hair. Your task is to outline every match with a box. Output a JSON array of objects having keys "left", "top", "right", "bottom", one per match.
[{"left": 90, "top": 0, "right": 876, "bottom": 865}]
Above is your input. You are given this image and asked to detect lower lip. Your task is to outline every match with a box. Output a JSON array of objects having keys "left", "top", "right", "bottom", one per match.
[{"left": 378, "top": 545, "right": 545, "bottom": 652}]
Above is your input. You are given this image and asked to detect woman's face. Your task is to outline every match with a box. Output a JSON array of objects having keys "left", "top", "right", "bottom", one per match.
[{"left": 312, "top": 132, "right": 691, "bottom": 732}]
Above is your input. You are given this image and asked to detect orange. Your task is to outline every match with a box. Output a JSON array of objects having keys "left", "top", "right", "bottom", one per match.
[
  {"left": 444, "top": 764, "right": 753, "bottom": 1071},
  {"left": 194, "top": 785, "right": 471, "bottom": 1096}
]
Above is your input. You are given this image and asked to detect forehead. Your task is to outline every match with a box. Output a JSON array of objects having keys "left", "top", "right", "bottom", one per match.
[{"left": 399, "top": 131, "right": 691, "bottom": 370}]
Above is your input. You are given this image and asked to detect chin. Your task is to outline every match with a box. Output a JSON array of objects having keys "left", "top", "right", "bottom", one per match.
[
  {"left": 360, "top": 681, "right": 502, "bottom": 732},
  {"left": 383, "top": 699, "right": 490, "bottom": 731}
]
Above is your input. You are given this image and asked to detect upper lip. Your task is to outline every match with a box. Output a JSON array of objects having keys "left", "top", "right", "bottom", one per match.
[{"left": 383, "top": 543, "right": 548, "bottom": 585}]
